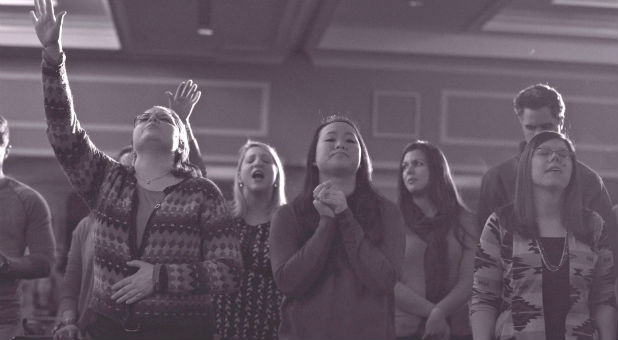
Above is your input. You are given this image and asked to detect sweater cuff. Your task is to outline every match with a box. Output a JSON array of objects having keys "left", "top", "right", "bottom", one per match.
[
  {"left": 42, "top": 49, "right": 65, "bottom": 72},
  {"left": 153, "top": 264, "right": 168, "bottom": 293}
]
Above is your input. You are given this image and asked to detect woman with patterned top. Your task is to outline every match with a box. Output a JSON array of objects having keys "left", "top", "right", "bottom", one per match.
[
  {"left": 269, "top": 116, "right": 405, "bottom": 339},
  {"left": 471, "top": 131, "right": 617, "bottom": 340},
  {"left": 395, "top": 141, "right": 477, "bottom": 340},
  {"left": 31, "top": 1, "right": 242, "bottom": 339},
  {"left": 215, "top": 141, "right": 287, "bottom": 340}
]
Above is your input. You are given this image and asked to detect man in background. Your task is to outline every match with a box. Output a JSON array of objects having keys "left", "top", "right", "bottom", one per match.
[{"left": 0, "top": 115, "right": 56, "bottom": 339}]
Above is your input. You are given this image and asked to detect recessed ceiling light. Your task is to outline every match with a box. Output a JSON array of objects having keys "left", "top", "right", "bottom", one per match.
[
  {"left": 408, "top": 0, "right": 424, "bottom": 7},
  {"left": 197, "top": 28, "right": 214, "bottom": 36}
]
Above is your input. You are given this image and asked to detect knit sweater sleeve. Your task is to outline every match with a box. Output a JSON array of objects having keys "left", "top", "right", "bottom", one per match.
[
  {"left": 57, "top": 217, "right": 90, "bottom": 319},
  {"left": 163, "top": 190, "right": 242, "bottom": 294},
  {"left": 41, "top": 52, "right": 114, "bottom": 208},
  {"left": 336, "top": 199, "right": 405, "bottom": 294},
  {"left": 470, "top": 213, "right": 504, "bottom": 314},
  {"left": 269, "top": 204, "right": 337, "bottom": 297},
  {"left": 590, "top": 213, "right": 617, "bottom": 309}
]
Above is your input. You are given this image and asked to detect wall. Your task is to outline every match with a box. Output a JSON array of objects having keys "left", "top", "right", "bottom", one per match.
[{"left": 1, "top": 51, "right": 617, "bottom": 238}]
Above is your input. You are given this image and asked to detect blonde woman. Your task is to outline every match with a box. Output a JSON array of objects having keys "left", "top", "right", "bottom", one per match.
[{"left": 215, "top": 141, "right": 287, "bottom": 340}]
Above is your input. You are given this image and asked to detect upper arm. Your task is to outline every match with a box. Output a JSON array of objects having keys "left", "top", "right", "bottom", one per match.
[{"left": 24, "top": 190, "right": 55, "bottom": 258}]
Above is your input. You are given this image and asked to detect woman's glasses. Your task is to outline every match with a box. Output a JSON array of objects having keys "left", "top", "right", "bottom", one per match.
[
  {"left": 134, "top": 112, "right": 175, "bottom": 125},
  {"left": 534, "top": 147, "right": 571, "bottom": 160}
]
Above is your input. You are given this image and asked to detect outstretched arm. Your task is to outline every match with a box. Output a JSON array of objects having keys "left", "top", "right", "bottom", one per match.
[
  {"left": 166, "top": 80, "right": 206, "bottom": 175},
  {"left": 31, "top": 0, "right": 115, "bottom": 207}
]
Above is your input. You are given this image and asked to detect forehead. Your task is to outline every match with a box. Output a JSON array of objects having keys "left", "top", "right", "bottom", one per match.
[
  {"left": 320, "top": 121, "right": 357, "bottom": 137},
  {"left": 521, "top": 107, "right": 559, "bottom": 125},
  {"left": 403, "top": 149, "right": 426, "bottom": 161},
  {"left": 538, "top": 138, "right": 569, "bottom": 149},
  {"left": 245, "top": 145, "right": 271, "bottom": 157}
]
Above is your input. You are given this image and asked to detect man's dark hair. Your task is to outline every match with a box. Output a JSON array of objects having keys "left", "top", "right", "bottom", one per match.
[{"left": 513, "top": 84, "right": 565, "bottom": 120}]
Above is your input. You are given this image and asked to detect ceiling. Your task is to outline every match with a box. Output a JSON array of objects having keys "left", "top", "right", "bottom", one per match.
[{"left": 0, "top": 0, "right": 616, "bottom": 65}]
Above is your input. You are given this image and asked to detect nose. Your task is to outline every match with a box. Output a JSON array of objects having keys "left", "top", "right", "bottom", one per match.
[
  {"left": 335, "top": 140, "right": 346, "bottom": 149},
  {"left": 548, "top": 151, "right": 563, "bottom": 162}
]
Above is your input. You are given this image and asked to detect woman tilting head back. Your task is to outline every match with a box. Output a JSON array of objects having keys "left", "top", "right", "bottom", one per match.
[
  {"left": 215, "top": 140, "right": 286, "bottom": 340},
  {"left": 31, "top": 1, "right": 242, "bottom": 338},
  {"left": 269, "top": 115, "right": 405, "bottom": 340},
  {"left": 471, "top": 131, "right": 616, "bottom": 340}
]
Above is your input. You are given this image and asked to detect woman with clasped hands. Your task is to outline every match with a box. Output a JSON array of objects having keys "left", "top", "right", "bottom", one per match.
[
  {"left": 470, "top": 131, "right": 616, "bottom": 340},
  {"left": 31, "top": 0, "right": 241, "bottom": 338},
  {"left": 269, "top": 116, "right": 405, "bottom": 339}
]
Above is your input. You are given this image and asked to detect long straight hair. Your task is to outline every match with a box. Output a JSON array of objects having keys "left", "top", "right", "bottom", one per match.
[
  {"left": 397, "top": 141, "right": 470, "bottom": 246},
  {"left": 508, "top": 131, "right": 590, "bottom": 244},
  {"left": 293, "top": 115, "right": 384, "bottom": 244},
  {"left": 232, "top": 140, "right": 287, "bottom": 219}
]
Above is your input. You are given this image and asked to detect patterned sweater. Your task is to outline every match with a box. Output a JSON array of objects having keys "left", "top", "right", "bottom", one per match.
[
  {"left": 471, "top": 210, "right": 616, "bottom": 340},
  {"left": 41, "top": 54, "right": 242, "bottom": 328},
  {"left": 215, "top": 218, "right": 283, "bottom": 340}
]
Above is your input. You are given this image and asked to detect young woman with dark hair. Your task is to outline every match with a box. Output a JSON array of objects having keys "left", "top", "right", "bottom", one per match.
[
  {"left": 269, "top": 116, "right": 405, "bottom": 339},
  {"left": 471, "top": 131, "right": 616, "bottom": 340},
  {"left": 395, "top": 141, "right": 477, "bottom": 340},
  {"left": 215, "top": 140, "right": 286, "bottom": 340}
]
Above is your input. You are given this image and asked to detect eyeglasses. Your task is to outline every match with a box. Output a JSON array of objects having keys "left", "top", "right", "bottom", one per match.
[
  {"left": 134, "top": 112, "right": 175, "bottom": 125},
  {"left": 533, "top": 147, "right": 571, "bottom": 160}
]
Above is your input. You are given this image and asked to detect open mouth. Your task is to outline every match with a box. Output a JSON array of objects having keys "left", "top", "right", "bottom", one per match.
[
  {"left": 251, "top": 169, "right": 265, "bottom": 179},
  {"left": 546, "top": 167, "right": 562, "bottom": 173}
]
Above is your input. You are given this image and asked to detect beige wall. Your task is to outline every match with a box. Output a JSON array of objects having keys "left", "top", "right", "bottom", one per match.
[{"left": 1, "top": 52, "right": 617, "bottom": 238}]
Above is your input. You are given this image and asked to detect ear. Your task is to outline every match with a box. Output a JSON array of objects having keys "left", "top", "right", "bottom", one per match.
[
  {"left": 4, "top": 144, "right": 10, "bottom": 160},
  {"left": 558, "top": 117, "right": 565, "bottom": 134}
]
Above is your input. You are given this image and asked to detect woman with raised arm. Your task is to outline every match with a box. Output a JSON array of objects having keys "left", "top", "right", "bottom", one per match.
[
  {"left": 269, "top": 115, "right": 405, "bottom": 339},
  {"left": 53, "top": 83, "right": 208, "bottom": 340},
  {"left": 214, "top": 140, "right": 286, "bottom": 340},
  {"left": 470, "top": 131, "right": 616, "bottom": 340},
  {"left": 31, "top": 1, "right": 241, "bottom": 338},
  {"left": 395, "top": 141, "right": 477, "bottom": 340}
]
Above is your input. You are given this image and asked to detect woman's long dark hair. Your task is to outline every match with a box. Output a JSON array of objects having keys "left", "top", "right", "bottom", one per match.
[
  {"left": 502, "top": 131, "right": 591, "bottom": 245},
  {"left": 292, "top": 115, "right": 384, "bottom": 244},
  {"left": 397, "top": 141, "right": 470, "bottom": 247}
]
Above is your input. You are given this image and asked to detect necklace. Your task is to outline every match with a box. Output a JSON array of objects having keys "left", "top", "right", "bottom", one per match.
[
  {"left": 535, "top": 234, "right": 569, "bottom": 272},
  {"left": 137, "top": 171, "right": 170, "bottom": 185}
]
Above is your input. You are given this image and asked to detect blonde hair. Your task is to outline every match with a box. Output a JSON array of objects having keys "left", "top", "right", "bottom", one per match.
[{"left": 232, "top": 140, "right": 286, "bottom": 218}]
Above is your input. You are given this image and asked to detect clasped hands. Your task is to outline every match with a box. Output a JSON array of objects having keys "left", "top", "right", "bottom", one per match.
[{"left": 312, "top": 181, "right": 348, "bottom": 217}]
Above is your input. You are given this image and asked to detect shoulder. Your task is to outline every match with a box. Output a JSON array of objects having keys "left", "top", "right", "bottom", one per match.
[
  {"left": 575, "top": 160, "right": 604, "bottom": 186},
  {"left": 482, "top": 156, "right": 518, "bottom": 183},
  {"left": 183, "top": 177, "right": 226, "bottom": 200},
  {"left": 3, "top": 178, "right": 49, "bottom": 210}
]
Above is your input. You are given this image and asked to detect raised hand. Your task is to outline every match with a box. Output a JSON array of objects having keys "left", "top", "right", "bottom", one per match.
[
  {"left": 165, "top": 79, "right": 202, "bottom": 123},
  {"left": 30, "top": 0, "right": 66, "bottom": 49}
]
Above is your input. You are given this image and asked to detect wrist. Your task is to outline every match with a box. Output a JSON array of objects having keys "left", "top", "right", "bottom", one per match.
[{"left": 430, "top": 306, "right": 446, "bottom": 318}]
